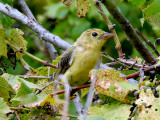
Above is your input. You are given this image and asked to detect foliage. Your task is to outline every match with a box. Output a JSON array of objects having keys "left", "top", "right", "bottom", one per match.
[{"left": 0, "top": 0, "right": 160, "bottom": 119}]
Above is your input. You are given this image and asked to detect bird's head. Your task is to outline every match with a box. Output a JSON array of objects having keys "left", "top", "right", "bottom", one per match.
[{"left": 75, "top": 28, "right": 114, "bottom": 50}]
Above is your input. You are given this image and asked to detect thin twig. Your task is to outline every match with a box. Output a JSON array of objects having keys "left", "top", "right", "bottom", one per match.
[
  {"left": 102, "top": 52, "right": 132, "bottom": 69},
  {"left": 10, "top": 107, "right": 30, "bottom": 111},
  {"left": 135, "top": 28, "right": 160, "bottom": 57},
  {"left": 118, "top": 58, "right": 148, "bottom": 68},
  {"left": 123, "top": 63, "right": 160, "bottom": 79},
  {"left": 17, "top": 75, "right": 51, "bottom": 79},
  {"left": 15, "top": 111, "right": 21, "bottom": 120},
  {"left": 105, "top": 62, "right": 119, "bottom": 66},
  {"left": 54, "top": 113, "right": 78, "bottom": 118},
  {"left": 139, "top": 67, "right": 146, "bottom": 83},
  {"left": 36, "top": 81, "right": 64, "bottom": 95},
  {"left": 6, "top": 41, "right": 57, "bottom": 68},
  {"left": 95, "top": 1, "right": 123, "bottom": 58},
  {"left": 50, "top": 84, "right": 90, "bottom": 96}
]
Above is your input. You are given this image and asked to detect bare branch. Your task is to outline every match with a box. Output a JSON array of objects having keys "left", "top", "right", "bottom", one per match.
[
  {"left": 118, "top": 58, "right": 148, "bottom": 68},
  {"left": 103, "top": 0, "right": 157, "bottom": 64},
  {"left": 72, "top": 93, "right": 83, "bottom": 116},
  {"left": 18, "top": 0, "right": 36, "bottom": 20},
  {"left": 0, "top": 2, "right": 71, "bottom": 51}
]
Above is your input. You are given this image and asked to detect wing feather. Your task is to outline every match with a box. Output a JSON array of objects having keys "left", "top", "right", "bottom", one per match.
[{"left": 54, "top": 46, "right": 76, "bottom": 80}]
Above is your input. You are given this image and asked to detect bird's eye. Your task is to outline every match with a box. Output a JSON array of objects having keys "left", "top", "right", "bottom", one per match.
[{"left": 92, "top": 32, "right": 98, "bottom": 37}]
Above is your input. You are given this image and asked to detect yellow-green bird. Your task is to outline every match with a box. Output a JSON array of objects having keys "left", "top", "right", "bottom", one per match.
[{"left": 54, "top": 28, "right": 113, "bottom": 87}]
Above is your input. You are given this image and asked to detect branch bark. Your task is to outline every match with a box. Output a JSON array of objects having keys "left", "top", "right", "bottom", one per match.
[
  {"left": 103, "top": 0, "right": 157, "bottom": 64},
  {"left": 18, "top": 0, "right": 59, "bottom": 60},
  {"left": 0, "top": 2, "right": 71, "bottom": 51}
]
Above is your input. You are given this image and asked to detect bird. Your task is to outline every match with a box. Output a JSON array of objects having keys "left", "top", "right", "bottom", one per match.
[{"left": 54, "top": 28, "right": 113, "bottom": 88}]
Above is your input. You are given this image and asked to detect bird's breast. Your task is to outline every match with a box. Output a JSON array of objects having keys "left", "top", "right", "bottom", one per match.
[{"left": 68, "top": 48, "right": 101, "bottom": 86}]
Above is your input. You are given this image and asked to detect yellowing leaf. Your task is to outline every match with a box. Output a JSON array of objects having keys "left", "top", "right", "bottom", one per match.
[
  {"left": 135, "top": 89, "right": 160, "bottom": 119},
  {"left": 7, "top": 28, "right": 27, "bottom": 60},
  {"left": 90, "top": 69, "right": 138, "bottom": 103},
  {"left": 76, "top": 0, "right": 90, "bottom": 18},
  {"left": 62, "top": 0, "right": 75, "bottom": 6},
  {"left": 0, "top": 25, "right": 7, "bottom": 58},
  {"left": 40, "top": 94, "right": 58, "bottom": 106},
  {"left": 81, "top": 88, "right": 90, "bottom": 99},
  {"left": 62, "top": 0, "right": 90, "bottom": 17}
]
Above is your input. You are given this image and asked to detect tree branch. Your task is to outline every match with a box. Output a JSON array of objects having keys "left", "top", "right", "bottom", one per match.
[
  {"left": 18, "top": 0, "right": 36, "bottom": 20},
  {"left": 18, "top": 0, "right": 59, "bottom": 60},
  {"left": 103, "top": 0, "right": 157, "bottom": 64},
  {"left": 123, "top": 63, "right": 160, "bottom": 79},
  {"left": 0, "top": 2, "right": 71, "bottom": 51},
  {"left": 95, "top": 1, "right": 123, "bottom": 58},
  {"left": 72, "top": 93, "right": 83, "bottom": 116}
]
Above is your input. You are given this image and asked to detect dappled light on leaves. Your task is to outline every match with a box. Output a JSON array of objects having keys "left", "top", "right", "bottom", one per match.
[
  {"left": 89, "top": 69, "right": 138, "bottom": 103},
  {"left": 88, "top": 102, "right": 132, "bottom": 120}
]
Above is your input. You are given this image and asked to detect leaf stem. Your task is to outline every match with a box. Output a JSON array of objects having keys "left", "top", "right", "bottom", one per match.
[{"left": 6, "top": 41, "right": 57, "bottom": 68}]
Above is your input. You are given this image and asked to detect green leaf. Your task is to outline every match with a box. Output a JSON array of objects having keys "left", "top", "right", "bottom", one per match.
[
  {"left": 0, "top": 25, "right": 7, "bottom": 57},
  {"left": 0, "top": 0, "right": 13, "bottom": 5},
  {"left": 0, "top": 97, "right": 11, "bottom": 119},
  {"left": 2, "top": 73, "right": 40, "bottom": 91},
  {"left": 0, "top": 14, "right": 13, "bottom": 29},
  {"left": 130, "top": 0, "right": 146, "bottom": 6},
  {"left": 88, "top": 102, "right": 132, "bottom": 120},
  {"left": 129, "top": 0, "right": 160, "bottom": 27},
  {"left": 0, "top": 76, "right": 15, "bottom": 102},
  {"left": 2, "top": 73, "right": 47, "bottom": 106},
  {"left": 81, "top": 88, "right": 90, "bottom": 99},
  {"left": 85, "top": 115, "right": 105, "bottom": 120},
  {"left": 11, "top": 78, "right": 37, "bottom": 106},
  {"left": 6, "top": 28, "right": 28, "bottom": 60},
  {"left": 45, "top": 2, "right": 69, "bottom": 19}
]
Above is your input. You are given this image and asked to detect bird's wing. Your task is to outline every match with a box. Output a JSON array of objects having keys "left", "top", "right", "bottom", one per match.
[{"left": 54, "top": 46, "right": 76, "bottom": 80}]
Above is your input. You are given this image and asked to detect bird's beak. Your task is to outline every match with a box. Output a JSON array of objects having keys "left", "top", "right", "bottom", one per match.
[{"left": 102, "top": 32, "right": 114, "bottom": 40}]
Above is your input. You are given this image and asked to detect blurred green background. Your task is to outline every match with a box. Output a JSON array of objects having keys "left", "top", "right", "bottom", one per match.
[{"left": 0, "top": 0, "right": 160, "bottom": 75}]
